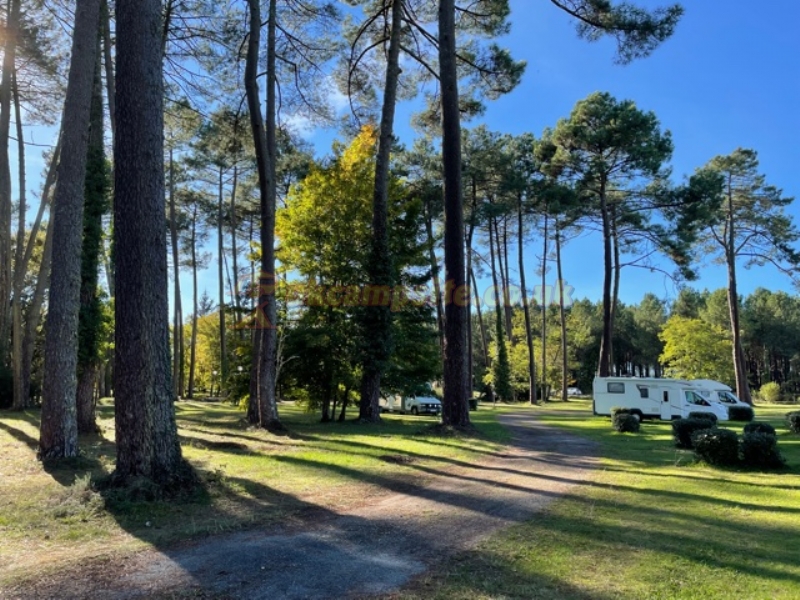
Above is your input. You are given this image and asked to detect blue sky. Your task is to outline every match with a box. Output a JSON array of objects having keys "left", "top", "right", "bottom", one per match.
[
  {"left": 299, "top": 0, "right": 800, "bottom": 309},
  {"left": 15, "top": 0, "right": 800, "bottom": 314}
]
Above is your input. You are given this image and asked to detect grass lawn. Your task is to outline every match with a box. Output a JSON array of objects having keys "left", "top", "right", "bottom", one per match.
[
  {"left": 398, "top": 400, "right": 800, "bottom": 599},
  {"left": 0, "top": 399, "right": 508, "bottom": 587}
]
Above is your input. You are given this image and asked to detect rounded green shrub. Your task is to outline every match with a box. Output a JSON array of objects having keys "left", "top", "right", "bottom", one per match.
[
  {"left": 758, "top": 382, "right": 782, "bottom": 404},
  {"left": 688, "top": 411, "right": 718, "bottom": 425},
  {"left": 672, "top": 418, "right": 715, "bottom": 449},
  {"left": 743, "top": 422, "right": 776, "bottom": 436},
  {"left": 612, "top": 413, "right": 641, "bottom": 433},
  {"left": 692, "top": 428, "right": 739, "bottom": 466},
  {"left": 728, "top": 405, "right": 755, "bottom": 422},
  {"left": 786, "top": 411, "right": 800, "bottom": 434},
  {"left": 741, "top": 432, "right": 785, "bottom": 469},
  {"left": 610, "top": 406, "right": 632, "bottom": 418}
]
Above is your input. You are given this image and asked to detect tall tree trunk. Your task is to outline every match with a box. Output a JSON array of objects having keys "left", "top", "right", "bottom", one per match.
[
  {"left": 245, "top": 0, "right": 281, "bottom": 430},
  {"left": 725, "top": 182, "right": 752, "bottom": 404},
  {"left": 77, "top": 39, "right": 107, "bottom": 435},
  {"left": 39, "top": 0, "right": 102, "bottom": 460},
  {"left": 424, "top": 198, "right": 445, "bottom": 361},
  {"left": 338, "top": 386, "right": 350, "bottom": 422},
  {"left": 230, "top": 165, "right": 242, "bottom": 329},
  {"left": 501, "top": 217, "right": 513, "bottom": 341},
  {"left": 168, "top": 148, "right": 183, "bottom": 400},
  {"left": 597, "top": 177, "right": 613, "bottom": 377},
  {"left": 517, "top": 194, "right": 536, "bottom": 405},
  {"left": 555, "top": 222, "right": 568, "bottom": 403},
  {"left": 217, "top": 166, "right": 228, "bottom": 394},
  {"left": 358, "top": 0, "right": 403, "bottom": 423},
  {"left": 101, "top": 0, "right": 115, "bottom": 296},
  {"left": 11, "top": 65, "right": 26, "bottom": 409},
  {"left": 488, "top": 217, "right": 507, "bottom": 401},
  {"left": 0, "top": 0, "right": 21, "bottom": 364},
  {"left": 609, "top": 202, "right": 621, "bottom": 372},
  {"left": 438, "top": 0, "right": 469, "bottom": 426},
  {"left": 113, "top": 0, "right": 183, "bottom": 484},
  {"left": 19, "top": 145, "right": 60, "bottom": 406},
  {"left": 465, "top": 200, "right": 477, "bottom": 402},
  {"left": 541, "top": 213, "right": 549, "bottom": 399},
  {"left": 187, "top": 204, "right": 198, "bottom": 399}
]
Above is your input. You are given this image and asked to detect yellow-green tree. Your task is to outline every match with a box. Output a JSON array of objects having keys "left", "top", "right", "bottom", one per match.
[{"left": 659, "top": 316, "right": 734, "bottom": 383}]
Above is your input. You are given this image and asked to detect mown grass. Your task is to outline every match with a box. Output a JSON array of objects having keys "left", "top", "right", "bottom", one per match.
[
  {"left": 395, "top": 400, "right": 800, "bottom": 599},
  {"left": 0, "top": 399, "right": 507, "bottom": 586}
]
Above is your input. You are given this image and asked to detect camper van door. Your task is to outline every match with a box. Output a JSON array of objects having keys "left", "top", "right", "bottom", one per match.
[{"left": 660, "top": 388, "right": 674, "bottom": 420}]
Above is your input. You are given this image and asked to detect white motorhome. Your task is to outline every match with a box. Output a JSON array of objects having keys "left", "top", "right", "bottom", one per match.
[
  {"left": 379, "top": 394, "right": 442, "bottom": 416},
  {"left": 593, "top": 377, "right": 729, "bottom": 421},
  {"left": 691, "top": 380, "right": 751, "bottom": 409}
]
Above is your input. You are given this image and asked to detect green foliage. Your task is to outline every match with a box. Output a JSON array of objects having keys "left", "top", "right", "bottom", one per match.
[
  {"left": 687, "top": 411, "right": 718, "bottom": 425},
  {"left": 672, "top": 417, "right": 715, "bottom": 449},
  {"left": 728, "top": 406, "right": 755, "bottom": 422},
  {"left": 554, "top": 0, "right": 684, "bottom": 64},
  {"left": 659, "top": 316, "right": 734, "bottom": 382},
  {"left": 612, "top": 413, "right": 640, "bottom": 433},
  {"left": 610, "top": 406, "right": 632, "bottom": 418},
  {"left": 757, "top": 382, "right": 782, "bottom": 404},
  {"left": 740, "top": 432, "right": 785, "bottom": 469},
  {"left": 692, "top": 428, "right": 739, "bottom": 466},
  {"left": 786, "top": 412, "right": 800, "bottom": 434},
  {"left": 743, "top": 422, "right": 776, "bottom": 436}
]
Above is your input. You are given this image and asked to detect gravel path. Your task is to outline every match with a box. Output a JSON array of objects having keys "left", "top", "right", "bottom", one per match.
[{"left": 5, "top": 410, "right": 599, "bottom": 599}]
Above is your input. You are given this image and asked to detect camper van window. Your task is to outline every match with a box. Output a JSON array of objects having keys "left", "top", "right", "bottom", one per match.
[
  {"left": 607, "top": 382, "right": 625, "bottom": 394},
  {"left": 685, "top": 391, "right": 705, "bottom": 405},
  {"left": 637, "top": 385, "right": 649, "bottom": 399},
  {"left": 718, "top": 391, "right": 738, "bottom": 404}
]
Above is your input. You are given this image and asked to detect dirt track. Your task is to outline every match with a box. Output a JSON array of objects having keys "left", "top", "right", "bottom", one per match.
[{"left": 3, "top": 410, "right": 598, "bottom": 599}]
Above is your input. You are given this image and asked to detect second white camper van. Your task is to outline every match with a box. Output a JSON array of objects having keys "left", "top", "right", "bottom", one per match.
[{"left": 593, "top": 377, "right": 729, "bottom": 421}]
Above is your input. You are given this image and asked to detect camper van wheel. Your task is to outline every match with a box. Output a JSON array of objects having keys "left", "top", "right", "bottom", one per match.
[{"left": 411, "top": 407, "right": 419, "bottom": 416}]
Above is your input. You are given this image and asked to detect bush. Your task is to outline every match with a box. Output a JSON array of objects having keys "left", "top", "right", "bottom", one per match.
[
  {"left": 612, "top": 413, "right": 641, "bottom": 433},
  {"left": 610, "top": 406, "right": 632, "bottom": 418},
  {"left": 743, "top": 422, "right": 776, "bottom": 436},
  {"left": 786, "top": 411, "right": 800, "bottom": 434},
  {"left": 728, "top": 405, "right": 755, "bottom": 422},
  {"left": 758, "top": 382, "right": 782, "bottom": 404},
  {"left": 688, "top": 411, "right": 718, "bottom": 425},
  {"left": 672, "top": 418, "right": 715, "bottom": 449},
  {"left": 692, "top": 428, "right": 739, "bottom": 466},
  {"left": 741, "top": 432, "right": 785, "bottom": 469}
]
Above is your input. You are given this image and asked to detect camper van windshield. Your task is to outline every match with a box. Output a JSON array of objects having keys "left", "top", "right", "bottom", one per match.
[{"left": 718, "top": 391, "right": 739, "bottom": 404}]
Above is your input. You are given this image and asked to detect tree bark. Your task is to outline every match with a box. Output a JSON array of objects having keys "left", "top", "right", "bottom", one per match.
[
  {"left": 39, "top": 0, "right": 102, "bottom": 460},
  {"left": 438, "top": 0, "right": 469, "bottom": 426},
  {"left": 501, "top": 217, "right": 513, "bottom": 341},
  {"left": 556, "top": 222, "right": 568, "bottom": 403},
  {"left": 610, "top": 202, "right": 621, "bottom": 372},
  {"left": 230, "top": 165, "right": 242, "bottom": 329},
  {"left": 358, "top": 0, "right": 403, "bottom": 423},
  {"left": 169, "top": 148, "right": 183, "bottom": 400},
  {"left": 725, "top": 178, "right": 752, "bottom": 404},
  {"left": 517, "top": 194, "right": 536, "bottom": 405},
  {"left": 597, "top": 176, "right": 613, "bottom": 377},
  {"left": 541, "top": 212, "right": 548, "bottom": 398},
  {"left": 187, "top": 203, "right": 199, "bottom": 399},
  {"left": 11, "top": 64, "right": 26, "bottom": 409},
  {"left": 217, "top": 166, "right": 228, "bottom": 394},
  {"left": 113, "top": 0, "right": 183, "bottom": 484},
  {"left": 0, "top": 0, "right": 21, "bottom": 365},
  {"left": 100, "top": 0, "right": 115, "bottom": 296},
  {"left": 76, "top": 38, "right": 107, "bottom": 435},
  {"left": 424, "top": 198, "right": 444, "bottom": 361},
  {"left": 19, "top": 151, "right": 60, "bottom": 407},
  {"left": 245, "top": 0, "right": 281, "bottom": 430}
]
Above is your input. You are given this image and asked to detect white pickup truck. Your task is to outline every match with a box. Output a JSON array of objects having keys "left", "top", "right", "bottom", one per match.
[{"left": 380, "top": 394, "right": 442, "bottom": 416}]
